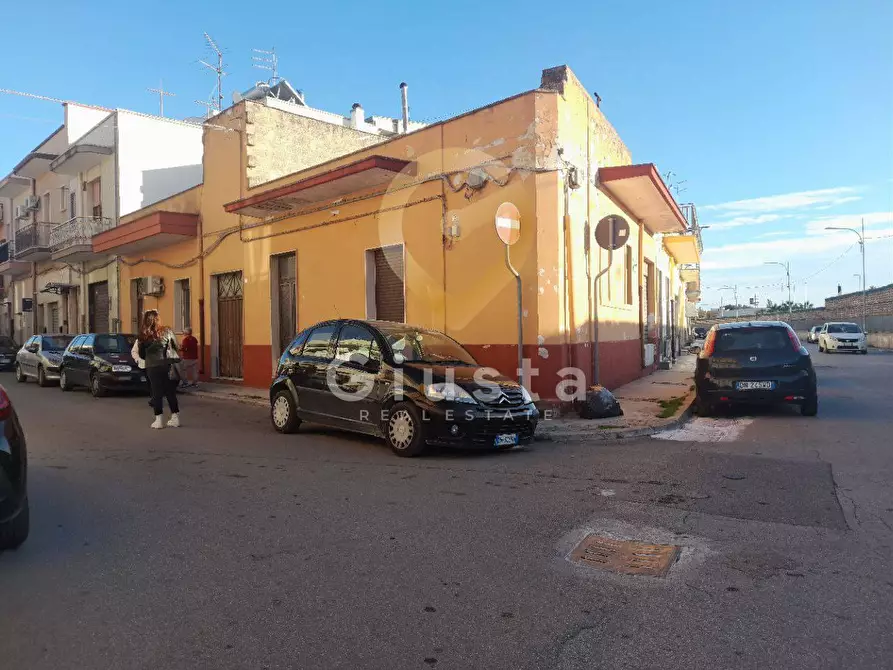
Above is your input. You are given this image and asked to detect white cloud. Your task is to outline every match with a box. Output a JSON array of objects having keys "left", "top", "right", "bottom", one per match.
[
  {"left": 755, "top": 230, "right": 794, "bottom": 239},
  {"left": 706, "top": 213, "right": 785, "bottom": 231},
  {"left": 703, "top": 186, "right": 862, "bottom": 214},
  {"left": 803, "top": 211, "right": 893, "bottom": 236},
  {"left": 700, "top": 232, "right": 858, "bottom": 271}
]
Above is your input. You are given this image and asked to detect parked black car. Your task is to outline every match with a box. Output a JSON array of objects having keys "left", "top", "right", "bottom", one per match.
[
  {"left": 0, "top": 384, "right": 29, "bottom": 549},
  {"left": 0, "top": 336, "right": 18, "bottom": 371},
  {"left": 60, "top": 333, "right": 146, "bottom": 398},
  {"left": 270, "top": 319, "right": 539, "bottom": 456},
  {"left": 695, "top": 321, "right": 817, "bottom": 416},
  {"left": 692, "top": 326, "right": 708, "bottom": 339}
]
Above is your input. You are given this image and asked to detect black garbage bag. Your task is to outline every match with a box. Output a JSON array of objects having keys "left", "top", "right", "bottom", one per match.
[{"left": 578, "top": 385, "right": 624, "bottom": 419}]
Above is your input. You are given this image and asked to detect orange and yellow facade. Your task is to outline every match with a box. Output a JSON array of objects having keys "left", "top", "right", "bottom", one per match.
[{"left": 98, "top": 65, "right": 699, "bottom": 400}]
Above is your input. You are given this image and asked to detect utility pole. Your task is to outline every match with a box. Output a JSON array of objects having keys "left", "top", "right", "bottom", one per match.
[
  {"left": 197, "top": 32, "right": 226, "bottom": 116},
  {"left": 825, "top": 218, "right": 866, "bottom": 332},
  {"left": 720, "top": 285, "right": 739, "bottom": 317},
  {"left": 147, "top": 80, "right": 176, "bottom": 117},
  {"left": 764, "top": 261, "right": 792, "bottom": 316}
]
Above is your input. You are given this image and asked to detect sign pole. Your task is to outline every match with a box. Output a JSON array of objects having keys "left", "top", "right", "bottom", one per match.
[{"left": 495, "top": 203, "right": 524, "bottom": 388}]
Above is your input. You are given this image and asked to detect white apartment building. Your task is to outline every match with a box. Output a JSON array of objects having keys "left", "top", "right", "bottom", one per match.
[{"left": 0, "top": 103, "right": 203, "bottom": 342}]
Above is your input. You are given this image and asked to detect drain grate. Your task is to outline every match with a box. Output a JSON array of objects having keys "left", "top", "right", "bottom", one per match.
[{"left": 570, "top": 534, "right": 680, "bottom": 577}]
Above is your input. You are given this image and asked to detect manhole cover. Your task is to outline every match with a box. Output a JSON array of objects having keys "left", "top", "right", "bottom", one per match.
[{"left": 570, "top": 534, "right": 680, "bottom": 577}]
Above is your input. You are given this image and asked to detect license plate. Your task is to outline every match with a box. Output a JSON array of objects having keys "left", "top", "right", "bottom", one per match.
[
  {"left": 736, "top": 381, "right": 775, "bottom": 390},
  {"left": 494, "top": 433, "right": 519, "bottom": 447},
  {"left": 112, "top": 364, "right": 132, "bottom": 372}
]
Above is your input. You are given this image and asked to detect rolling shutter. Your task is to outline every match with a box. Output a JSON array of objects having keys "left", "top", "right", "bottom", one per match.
[
  {"left": 374, "top": 245, "right": 404, "bottom": 323},
  {"left": 89, "top": 281, "right": 109, "bottom": 332}
]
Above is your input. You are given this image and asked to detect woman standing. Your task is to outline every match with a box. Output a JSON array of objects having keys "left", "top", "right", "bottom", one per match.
[{"left": 138, "top": 311, "right": 181, "bottom": 429}]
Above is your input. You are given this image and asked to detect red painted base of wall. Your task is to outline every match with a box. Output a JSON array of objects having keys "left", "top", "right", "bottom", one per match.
[
  {"left": 465, "top": 340, "right": 649, "bottom": 401},
  {"left": 199, "top": 340, "right": 651, "bottom": 402}
]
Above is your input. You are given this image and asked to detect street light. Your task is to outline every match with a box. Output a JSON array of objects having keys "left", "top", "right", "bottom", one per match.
[
  {"left": 719, "top": 285, "right": 739, "bottom": 318},
  {"left": 764, "top": 261, "right": 792, "bottom": 315},
  {"left": 826, "top": 220, "right": 866, "bottom": 332}
]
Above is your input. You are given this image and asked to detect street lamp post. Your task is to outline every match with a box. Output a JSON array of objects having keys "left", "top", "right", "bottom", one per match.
[
  {"left": 720, "top": 285, "right": 739, "bottom": 318},
  {"left": 826, "top": 220, "right": 866, "bottom": 332},
  {"left": 764, "top": 261, "right": 792, "bottom": 316}
]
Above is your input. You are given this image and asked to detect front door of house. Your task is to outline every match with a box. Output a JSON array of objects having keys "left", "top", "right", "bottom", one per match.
[
  {"left": 217, "top": 272, "right": 243, "bottom": 378},
  {"left": 277, "top": 253, "right": 296, "bottom": 357},
  {"left": 88, "top": 281, "right": 109, "bottom": 333}
]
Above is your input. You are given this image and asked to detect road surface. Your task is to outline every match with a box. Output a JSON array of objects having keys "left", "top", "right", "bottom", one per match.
[{"left": 1, "top": 344, "right": 891, "bottom": 669}]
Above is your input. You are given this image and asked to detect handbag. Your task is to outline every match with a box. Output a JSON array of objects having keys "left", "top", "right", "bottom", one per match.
[{"left": 164, "top": 335, "right": 181, "bottom": 382}]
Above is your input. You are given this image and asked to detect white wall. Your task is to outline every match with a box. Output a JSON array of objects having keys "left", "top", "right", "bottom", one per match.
[
  {"left": 115, "top": 112, "right": 203, "bottom": 216},
  {"left": 63, "top": 104, "right": 112, "bottom": 146}
]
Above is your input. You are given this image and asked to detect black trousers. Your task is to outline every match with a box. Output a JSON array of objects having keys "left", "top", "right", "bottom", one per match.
[{"left": 148, "top": 365, "right": 180, "bottom": 417}]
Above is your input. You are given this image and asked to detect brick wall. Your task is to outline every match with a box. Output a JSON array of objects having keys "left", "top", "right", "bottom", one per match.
[{"left": 823, "top": 283, "right": 893, "bottom": 319}]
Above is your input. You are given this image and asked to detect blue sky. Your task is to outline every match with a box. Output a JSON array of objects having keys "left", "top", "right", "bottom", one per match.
[{"left": 1, "top": 0, "right": 891, "bottom": 307}]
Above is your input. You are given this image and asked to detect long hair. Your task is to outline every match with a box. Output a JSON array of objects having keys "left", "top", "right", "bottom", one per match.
[{"left": 139, "top": 310, "right": 162, "bottom": 342}]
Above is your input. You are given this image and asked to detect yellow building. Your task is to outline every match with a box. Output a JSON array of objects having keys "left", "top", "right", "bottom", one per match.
[{"left": 99, "top": 65, "right": 699, "bottom": 400}]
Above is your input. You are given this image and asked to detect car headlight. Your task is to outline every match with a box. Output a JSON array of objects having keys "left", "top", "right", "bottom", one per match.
[
  {"left": 520, "top": 386, "right": 534, "bottom": 404},
  {"left": 425, "top": 383, "right": 477, "bottom": 404},
  {"left": 98, "top": 362, "right": 112, "bottom": 373}
]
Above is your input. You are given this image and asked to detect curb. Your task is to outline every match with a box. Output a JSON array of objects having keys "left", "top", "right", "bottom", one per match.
[
  {"left": 536, "top": 392, "right": 696, "bottom": 443},
  {"left": 182, "top": 389, "right": 268, "bottom": 407}
]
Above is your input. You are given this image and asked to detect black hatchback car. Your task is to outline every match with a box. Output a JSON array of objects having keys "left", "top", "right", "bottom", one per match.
[
  {"left": 695, "top": 321, "right": 817, "bottom": 416},
  {"left": 0, "top": 383, "right": 28, "bottom": 549},
  {"left": 270, "top": 319, "right": 539, "bottom": 456},
  {"left": 60, "top": 333, "right": 145, "bottom": 397},
  {"left": 0, "top": 336, "right": 18, "bottom": 371}
]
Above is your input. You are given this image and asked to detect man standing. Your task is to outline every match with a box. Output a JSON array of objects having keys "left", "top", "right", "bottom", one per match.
[{"left": 179, "top": 327, "right": 199, "bottom": 388}]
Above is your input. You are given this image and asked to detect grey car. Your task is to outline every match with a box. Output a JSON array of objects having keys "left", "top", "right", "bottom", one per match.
[{"left": 15, "top": 334, "right": 74, "bottom": 387}]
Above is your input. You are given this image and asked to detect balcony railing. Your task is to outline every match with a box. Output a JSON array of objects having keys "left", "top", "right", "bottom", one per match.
[
  {"left": 50, "top": 216, "right": 115, "bottom": 253},
  {"left": 14, "top": 222, "right": 54, "bottom": 259},
  {"left": 678, "top": 203, "right": 703, "bottom": 252}
]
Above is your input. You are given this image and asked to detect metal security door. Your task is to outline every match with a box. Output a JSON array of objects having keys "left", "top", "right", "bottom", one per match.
[
  {"left": 89, "top": 281, "right": 109, "bottom": 333},
  {"left": 277, "top": 254, "right": 296, "bottom": 356},
  {"left": 49, "top": 303, "right": 59, "bottom": 333},
  {"left": 373, "top": 245, "right": 405, "bottom": 322},
  {"left": 217, "top": 272, "right": 243, "bottom": 378}
]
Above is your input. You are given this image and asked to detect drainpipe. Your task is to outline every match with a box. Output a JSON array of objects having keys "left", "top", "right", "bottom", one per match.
[
  {"left": 198, "top": 214, "right": 205, "bottom": 376},
  {"left": 30, "top": 177, "right": 37, "bottom": 335},
  {"left": 592, "top": 245, "right": 613, "bottom": 386},
  {"left": 638, "top": 219, "right": 645, "bottom": 369}
]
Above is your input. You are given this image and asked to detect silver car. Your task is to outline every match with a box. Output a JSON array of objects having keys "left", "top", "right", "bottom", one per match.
[{"left": 15, "top": 334, "right": 74, "bottom": 386}]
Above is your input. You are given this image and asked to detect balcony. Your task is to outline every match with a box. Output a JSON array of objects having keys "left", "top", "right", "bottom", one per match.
[
  {"left": 0, "top": 239, "right": 33, "bottom": 277},
  {"left": 14, "top": 222, "right": 54, "bottom": 261},
  {"left": 50, "top": 216, "right": 115, "bottom": 262}
]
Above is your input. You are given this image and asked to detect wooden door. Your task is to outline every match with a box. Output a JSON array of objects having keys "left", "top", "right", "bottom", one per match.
[
  {"left": 89, "top": 281, "right": 109, "bottom": 333},
  {"left": 217, "top": 272, "right": 243, "bottom": 378},
  {"left": 277, "top": 254, "right": 296, "bottom": 356}
]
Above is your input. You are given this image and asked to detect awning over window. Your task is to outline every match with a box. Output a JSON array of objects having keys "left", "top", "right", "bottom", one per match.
[
  {"left": 597, "top": 163, "right": 687, "bottom": 235},
  {"left": 93, "top": 211, "right": 199, "bottom": 256},
  {"left": 663, "top": 234, "right": 700, "bottom": 264},
  {"left": 50, "top": 144, "right": 113, "bottom": 175},
  {"left": 224, "top": 155, "right": 415, "bottom": 218}
]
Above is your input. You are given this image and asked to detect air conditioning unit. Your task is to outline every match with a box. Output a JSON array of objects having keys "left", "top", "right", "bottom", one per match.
[
  {"left": 143, "top": 276, "right": 165, "bottom": 296},
  {"left": 14, "top": 205, "right": 29, "bottom": 220},
  {"left": 24, "top": 195, "right": 40, "bottom": 211}
]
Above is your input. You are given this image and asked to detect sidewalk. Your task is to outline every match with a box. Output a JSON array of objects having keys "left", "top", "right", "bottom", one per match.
[
  {"left": 537, "top": 354, "right": 697, "bottom": 442},
  {"left": 179, "top": 382, "right": 268, "bottom": 406}
]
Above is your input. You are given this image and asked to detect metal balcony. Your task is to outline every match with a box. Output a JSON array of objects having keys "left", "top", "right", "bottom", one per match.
[
  {"left": 13, "top": 222, "right": 55, "bottom": 261},
  {"left": 50, "top": 216, "right": 115, "bottom": 262},
  {"left": 0, "top": 240, "right": 31, "bottom": 277}
]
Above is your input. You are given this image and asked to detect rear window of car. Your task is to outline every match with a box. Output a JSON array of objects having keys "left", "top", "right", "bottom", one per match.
[
  {"left": 714, "top": 328, "right": 790, "bottom": 353},
  {"left": 827, "top": 324, "right": 861, "bottom": 334}
]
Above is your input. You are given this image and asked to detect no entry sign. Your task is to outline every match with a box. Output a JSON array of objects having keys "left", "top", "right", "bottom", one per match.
[{"left": 495, "top": 202, "right": 521, "bottom": 246}]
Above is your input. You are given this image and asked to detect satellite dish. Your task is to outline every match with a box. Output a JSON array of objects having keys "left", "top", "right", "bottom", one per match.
[{"left": 594, "top": 215, "right": 630, "bottom": 251}]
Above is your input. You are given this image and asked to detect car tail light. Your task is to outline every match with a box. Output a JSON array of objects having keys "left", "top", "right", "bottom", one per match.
[
  {"left": 0, "top": 385, "right": 11, "bottom": 421},
  {"left": 787, "top": 328, "right": 802, "bottom": 351},
  {"left": 702, "top": 330, "right": 717, "bottom": 356}
]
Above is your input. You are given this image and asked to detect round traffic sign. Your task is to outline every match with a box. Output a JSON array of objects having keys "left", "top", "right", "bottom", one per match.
[
  {"left": 594, "top": 214, "right": 630, "bottom": 251},
  {"left": 495, "top": 202, "right": 521, "bottom": 246}
]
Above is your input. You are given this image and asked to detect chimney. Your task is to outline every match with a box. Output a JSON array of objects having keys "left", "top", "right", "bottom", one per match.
[
  {"left": 350, "top": 102, "right": 364, "bottom": 129},
  {"left": 399, "top": 82, "right": 409, "bottom": 133}
]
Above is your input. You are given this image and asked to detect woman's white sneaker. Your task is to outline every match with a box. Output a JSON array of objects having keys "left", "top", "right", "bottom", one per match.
[
  {"left": 167, "top": 413, "right": 180, "bottom": 428},
  {"left": 151, "top": 416, "right": 164, "bottom": 429}
]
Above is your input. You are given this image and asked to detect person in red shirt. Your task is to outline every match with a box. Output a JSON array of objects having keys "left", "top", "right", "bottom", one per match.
[{"left": 179, "top": 327, "right": 199, "bottom": 387}]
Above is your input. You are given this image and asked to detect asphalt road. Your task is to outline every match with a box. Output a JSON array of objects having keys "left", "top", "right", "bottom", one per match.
[{"left": 1, "top": 344, "right": 891, "bottom": 669}]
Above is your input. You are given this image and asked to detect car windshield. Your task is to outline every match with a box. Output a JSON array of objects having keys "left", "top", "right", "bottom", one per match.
[
  {"left": 42, "top": 335, "right": 73, "bottom": 351},
  {"left": 95, "top": 334, "right": 137, "bottom": 354},
  {"left": 376, "top": 325, "right": 477, "bottom": 365},
  {"left": 714, "top": 328, "right": 790, "bottom": 353},
  {"left": 828, "top": 324, "right": 861, "bottom": 334}
]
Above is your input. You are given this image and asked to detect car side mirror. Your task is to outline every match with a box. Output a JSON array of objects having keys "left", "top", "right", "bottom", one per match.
[{"left": 26, "top": 344, "right": 38, "bottom": 353}]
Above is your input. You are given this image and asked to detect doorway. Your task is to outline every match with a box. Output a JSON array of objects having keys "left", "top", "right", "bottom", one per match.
[
  {"left": 271, "top": 253, "right": 297, "bottom": 359},
  {"left": 216, "top": 271, "right": 243, "bottom": 378},
  {"left": 88, "top": 281, "right": 109, "bottom": 333}
]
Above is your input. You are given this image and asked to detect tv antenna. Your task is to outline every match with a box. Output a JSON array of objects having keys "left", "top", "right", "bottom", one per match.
[
  {"left": 147, "top": 79, "right": 176, "bottom": 117},
  {"left": 252, "top": 47, "right": 279, "bottom": 85},
  {"left": 663, "top": 170, "right": 688, "bottom": 197},
  {"left": 196, "top": 32, "right": 226, "bottom": 115}
]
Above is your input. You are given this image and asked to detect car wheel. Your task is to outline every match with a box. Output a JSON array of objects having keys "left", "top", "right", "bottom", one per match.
[
  {"left": 271, "top": 389, "right": 301, "bottom": 434},
  {"left": 90, "top": 373, "right": 106, "bottom": 398},
  {"left": 59, "top": 368, "right": 72, "bottom": 391},
  {"left": 37, "top": 366, "right": 50, "bottom": 388},
  {"left": 801, "top": 393, "right": 818, "bottom": 417},
  {"left": 14, "top": 363, "right": 26, "bottom": 383},
  {"left": 0, "top": 498, "right": 30, "bottom": 550},
  {"left": 385, "top": 402, "right": 426, "bottom": 457}
]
